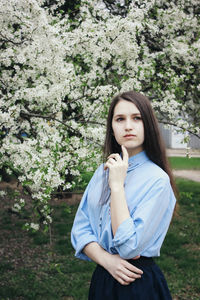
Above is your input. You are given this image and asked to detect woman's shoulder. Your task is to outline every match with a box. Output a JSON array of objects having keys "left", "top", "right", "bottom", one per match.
[
  {"left": 94, "top": 163, "right": 104, "bottom": 174},
  {"left": 89, "top": 163, "right": 104, "bottom": 182},
  {"left": 142, "top": 160, "right": 170, "bottom": 183}
]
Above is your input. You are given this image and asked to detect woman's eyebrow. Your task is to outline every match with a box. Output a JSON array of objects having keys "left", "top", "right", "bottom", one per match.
[{"left": 114, "top": 113, "right": 141, "bottom": 117}]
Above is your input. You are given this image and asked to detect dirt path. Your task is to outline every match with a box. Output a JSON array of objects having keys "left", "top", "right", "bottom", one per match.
[
  {"left": 166, "top": 148, "right": 200, "bottom": 182},
  {"left": 167, "top": 148, "right": 200, "bottom": 157},
  {"left": 173, "top": 170, "right": 200, "bottom": 182}
]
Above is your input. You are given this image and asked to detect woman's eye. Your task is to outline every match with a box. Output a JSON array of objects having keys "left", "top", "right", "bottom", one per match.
[
  {"left": 133, "top": 117, "right": 142, "bottom": 121},
  {"left": 116, "top": 117, "right": 124, "bottom": 122}
]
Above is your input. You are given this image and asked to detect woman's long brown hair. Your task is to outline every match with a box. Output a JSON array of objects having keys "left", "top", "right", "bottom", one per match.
[{"left": 103, "top": 91, "right": 178, "bottom": 203}]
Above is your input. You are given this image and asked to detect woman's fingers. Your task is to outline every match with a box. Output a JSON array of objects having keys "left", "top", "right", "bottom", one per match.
[
  {"left": 105, "top": 254, "right": 143, "bottom": 286},
  {"left": 106, "top": 146, "right": 129, "bottom": 164},
  {"left": 104, "top": 160, "right": 113, "bottom": 170},
  {"left": 104, "top": 153, "right": 121, "bottom": 170},
  {"left": 122, "top": 262, "right": 143, "bottom": 278},
  {"left": 121, "top": 145, "right": 129, "bottom": 164},
  {"left": 124, "top": 261, "right": 143, "bottom": 275},
  {"left": 116, "top": 258, "right": 143, "bottom": 283},
  {"left": 115, "top": 272, "right": 135, "bottom": 285},
  {"left": 108, "top": 157, "right": 117, "bottom": 164},
  {"left": 115, "top": 260, "right": 143, "bottom": 284},
  {"left": 107, "top": 153, "right": 121, "bottom": 161},
  {"left": 118, "top": 277, "right": 131, "bottom": 285},
  {"left": 120, "top": 274, "right": 136, "bottom": 285},
  {"left": 121, "top": 268, "right": 142, "bottom": 280},
  {"left": 116, "top": 267, "right": 141, "bottom": 285}
]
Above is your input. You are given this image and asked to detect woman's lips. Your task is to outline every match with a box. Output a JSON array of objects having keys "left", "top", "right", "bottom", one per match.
[{"left": 124, "top": 134, "right": 136, "bottom": 138}]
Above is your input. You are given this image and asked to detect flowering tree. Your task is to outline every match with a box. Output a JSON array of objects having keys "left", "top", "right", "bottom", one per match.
[{"left": 0, "top": 0, "right": 199, "bottom": 231}]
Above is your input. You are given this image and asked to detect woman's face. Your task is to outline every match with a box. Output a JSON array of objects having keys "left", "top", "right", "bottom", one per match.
[{"left": 112, "top": 99, "right": 144, "bottom": 157}]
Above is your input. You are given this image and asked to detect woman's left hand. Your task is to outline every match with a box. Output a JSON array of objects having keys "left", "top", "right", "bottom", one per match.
[{"left": 104, "top": 145, "right": 129, "bottom": 190}]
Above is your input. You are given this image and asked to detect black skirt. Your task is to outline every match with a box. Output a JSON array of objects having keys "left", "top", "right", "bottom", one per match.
[{"left": 88, "top": 257, "right": 172, "bottom": 300}]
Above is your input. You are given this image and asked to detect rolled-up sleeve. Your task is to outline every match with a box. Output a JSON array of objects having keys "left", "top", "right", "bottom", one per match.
[
  {"left": 71, "top": 176, "right": 98, "bottom": 261},
  {"left": 113, "top": 177, "right": 176, "bottom": 259}
]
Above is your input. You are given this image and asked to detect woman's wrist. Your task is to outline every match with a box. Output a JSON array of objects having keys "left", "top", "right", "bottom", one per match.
[
  {"left": 83, "top": 242, "right": 112, "bottom": 268},
  {"left": 110, "top": 183, "right": 124, "bottom": 193}
]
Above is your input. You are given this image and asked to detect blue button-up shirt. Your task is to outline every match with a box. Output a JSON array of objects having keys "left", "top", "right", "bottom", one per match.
[{"left": 71, "top": 151, "right": 176, "bottom": 261}]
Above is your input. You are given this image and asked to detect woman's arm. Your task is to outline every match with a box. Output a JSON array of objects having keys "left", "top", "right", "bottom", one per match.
[
  {"left": 104, "top": 145, "right": 130, "bottom": 236},
  {"left": 110, "top": 185, "right": 129, "bottom": 236},
  {"left": 83, "top": 242, "right": 143, "bottom": 285},
  {"left": 105, "top": 146, "right": 176, "bottom": 259}
]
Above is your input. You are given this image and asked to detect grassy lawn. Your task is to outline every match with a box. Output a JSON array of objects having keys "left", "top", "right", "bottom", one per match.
[
  {"left": 169, "top": 156, "right": 200, "bottom": 170},
  {"left": 0, "top": 178, "right": 199, "bottom": 300}
]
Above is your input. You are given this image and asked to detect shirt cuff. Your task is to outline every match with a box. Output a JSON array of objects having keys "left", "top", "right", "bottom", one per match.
[
  {"left": 75, "top": 236, "right": 98, "bottom": 261},
  {"left": 113, "top": 217, "right": 135, "bottom": 247}
]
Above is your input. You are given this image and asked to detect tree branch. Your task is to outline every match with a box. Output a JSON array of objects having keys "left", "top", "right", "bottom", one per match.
[
  {"left": 0, "top": 32, "right": 30, "bottom": 46},
  {"left": 20, "top": 111, "right": 103, "bottom": 146},
  {"left": 159, "top": 120, "right": 200, "bottom": 140}
]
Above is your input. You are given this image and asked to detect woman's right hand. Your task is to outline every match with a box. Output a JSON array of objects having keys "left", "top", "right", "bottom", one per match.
[
  {"left": 83, "top": 242, "right": 143, "bottom": 286},
  {"left": 103, "top": 254, "right": 143, "bottom": 286}
]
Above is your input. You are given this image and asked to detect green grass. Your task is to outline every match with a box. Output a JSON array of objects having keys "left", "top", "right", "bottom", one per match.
[
  {"left": 155, "top": 179, "right": 200, "bottom": 300},
  {"left": 169, "top": 156, "right": 200, "bottom": 170},
  {"left": 0, "top": 179, "right": 200, "bottom": 299}
]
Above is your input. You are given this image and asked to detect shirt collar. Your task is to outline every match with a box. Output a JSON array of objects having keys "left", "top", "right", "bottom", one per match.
[{"left": 127, "top": 151, "right": 149, "bottom": 172}]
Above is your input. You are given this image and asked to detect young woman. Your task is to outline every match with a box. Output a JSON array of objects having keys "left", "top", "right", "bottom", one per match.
[{"left": 71, "top": 91, "right": 177, "bottom": 300}]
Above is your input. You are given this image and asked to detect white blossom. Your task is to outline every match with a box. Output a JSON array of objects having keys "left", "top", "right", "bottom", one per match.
[
  {"left": 0, "top": 0, "right": 199, "bottom": 229},
  {"left": 30, "top": 223, "right": 40, "bottom": 231},
  {"left": 0, "top": 191, "right": 7, "bottom": 197}
]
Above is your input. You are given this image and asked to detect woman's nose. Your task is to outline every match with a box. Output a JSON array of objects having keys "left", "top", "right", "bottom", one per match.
[{"left": 125, "top": 119, "right": 133, "bottom": 130}]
